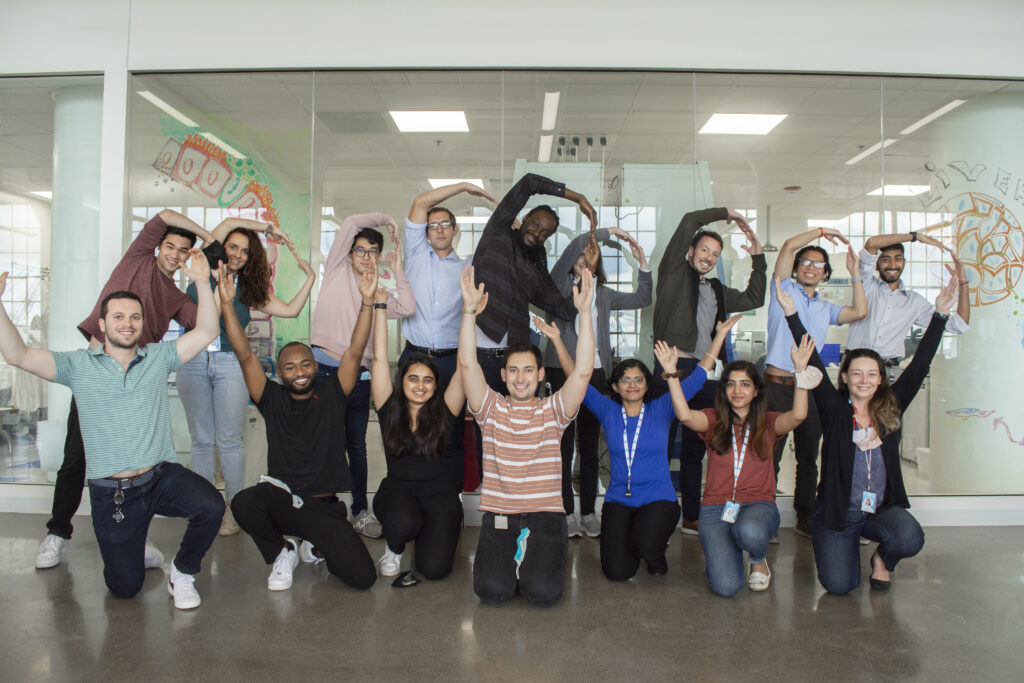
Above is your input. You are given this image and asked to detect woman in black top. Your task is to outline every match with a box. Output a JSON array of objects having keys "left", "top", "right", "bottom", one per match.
[
  {"left": 775, "top": 274, "right": 959, "bottom": 595},
  {"left": 370, "top": 284, "right": 469, "bottom": 580}
]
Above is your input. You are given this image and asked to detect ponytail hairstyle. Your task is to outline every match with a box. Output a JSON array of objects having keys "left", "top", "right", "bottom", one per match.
[
  {"left": 709, "top": 361, "right": 773, "bottom": 461},
  {"left": 379, "top": 354, "right": 451, "bottom": 459},
  {"left": 838, "top": 348, "right": 902, "bottom": 436}
]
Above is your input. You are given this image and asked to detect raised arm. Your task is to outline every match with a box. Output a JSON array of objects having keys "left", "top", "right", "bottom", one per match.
[
  {"left": 157, "top": 209, "right": 215, "bottom": 246},
  {"left": 458, "top": 265, "right": 490, "bottom": 413},
  {"left": 175, "top": 250, "right": 220, "bottom": 364},
  {"left": 947, "top": 253, "right": 971, "bottom": 326},
  {"left": 257, "top": 242, "right": 317, "bottom": 318},
  {"left": 339, "top": 267, "right": 378, "bottom": 396},
  {"left": 654, "top": 339, "right": 708, "bottom": 431},
  {"left": 774, "top": 334, "right": 813, "bottom": 435},
  {"left": 370, "top": 285, "right": 393, "bottom": 409},
  {"left": 864, "top": 228, "right": 948, "bottom": 256},
  {"left": 557, "top": 271, "right": 596, "bottom": 418},
  {"left": 0, "top": 272, "right": 55, "bottom": 381},
  {"left": 408, "top": 182, "right": 497, "bottom": 224},
  {"left": 658, "top": 208, "right": 731, "bottom": 276},
  {"left": 533, "top": 315, "right": 574, "bottom": 373},
  {"left": 892, "top": 274, "right": 958, "bottom": 408},
  {"left": 219, "top": 270, "right": 266, "bottom": 403},
  {"left": 776, "top": 277, "right": 841, "bottom": 410},
  {"left": 700, "top": 313, "right": 743, "bottom": 372},
  {"left": 836, "top": 246, "right": 868, "bottom": 324},
  {"left": 210, "top": 217, "right": 288, "bottom": 246},
  {"left": 551, "top": 229, "right": 610, "bottom": 299},
  {"left": 775, "top": 227, "right": 847, "bottom": 281}
]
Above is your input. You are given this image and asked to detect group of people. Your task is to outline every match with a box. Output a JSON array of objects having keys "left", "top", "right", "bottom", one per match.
[{"left": 3, "top": 172, "right": 970, "bottom": 609}]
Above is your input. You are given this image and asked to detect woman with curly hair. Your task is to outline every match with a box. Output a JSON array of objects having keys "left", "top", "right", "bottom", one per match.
[
  {"left": 178, "top": 219, "right": 316, "bottom": 536},
  {"left": 775, "top": 274, "right": 960, "bottom": 595}
]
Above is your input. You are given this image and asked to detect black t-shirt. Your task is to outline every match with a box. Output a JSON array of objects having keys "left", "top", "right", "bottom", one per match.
[
  {"left": 257, "top": 376, "right": 351, "bottom": 496},
  {"left": 378, "top": 396, "right": 459, "bottom": 490}
]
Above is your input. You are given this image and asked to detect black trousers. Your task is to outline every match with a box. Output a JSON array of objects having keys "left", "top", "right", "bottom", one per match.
[
  {"left": 47, "top": 398, "right": 86, "bottom": 539},
  {"left": 600, "top": 500, "right": 681, "bottom": 581},
  {"left": 545, "top": 367, "right": 608, "bottom": 516},
  {"left": 473, "top": 511, "right": 567, "bottom": 606},
  {"left": 651, "top": 357, "right": 717, "bottom": 522},
  {"left": 372, "top": 482, "right": 463, "bottom": 580},
  {"left": 766, "top": 381, "right": 822, "bottom": 525},
  {"left": 231, "top": 483, "right": 376, "bottom": 590}
]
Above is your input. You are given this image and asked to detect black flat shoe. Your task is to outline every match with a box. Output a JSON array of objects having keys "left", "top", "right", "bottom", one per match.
[{"left": 869, "top": 551, "right": 890, "bottom": 591}]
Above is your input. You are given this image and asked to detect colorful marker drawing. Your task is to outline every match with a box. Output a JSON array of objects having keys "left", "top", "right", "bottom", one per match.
[
  {"left": 946, "top": 408, "right": 996, "bottom": 419},
  {"left": 947, "top": 408, "right": 1024, "bottom": 446}
]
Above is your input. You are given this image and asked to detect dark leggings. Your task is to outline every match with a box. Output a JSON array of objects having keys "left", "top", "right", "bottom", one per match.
[
  {"left": 47, "top": 397, "right": 86, "bottom": 539},
  {"left": 231, "top": 483, "right": 376, "bottom": 590},
  {"left": 600, "top": 500, "right": 681, "bottom": 581},
  {"left": 372, "top": 483, "right": 463, "bottom": 581},
  {"left": 546, "top": 367, "right": 608, "bottom": 516}
]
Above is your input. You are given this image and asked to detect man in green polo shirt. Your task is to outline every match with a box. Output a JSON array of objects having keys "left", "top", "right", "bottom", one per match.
[{"left": 0, "top": 250, "right": 224, "bottom": 610}]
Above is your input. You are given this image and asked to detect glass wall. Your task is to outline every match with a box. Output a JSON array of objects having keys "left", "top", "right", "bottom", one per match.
[{"left": 8, "top": 69, "right": 1020, "bottom": 496}]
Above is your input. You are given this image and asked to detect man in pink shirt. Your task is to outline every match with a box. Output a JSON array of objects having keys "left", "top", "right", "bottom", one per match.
[{"left": 311, "top": 214, "right": 414, "bottom": 538}]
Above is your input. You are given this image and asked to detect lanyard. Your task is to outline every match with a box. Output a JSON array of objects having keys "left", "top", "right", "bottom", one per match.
[
  {"left": 853, "top": 415, "right": 874, "bottom": 491},
  {"left": 730, "top": 423, "right": 750, "bottom": 502},
  {"left": 621, "top": 404, "right": 645, "bottom": 497}
]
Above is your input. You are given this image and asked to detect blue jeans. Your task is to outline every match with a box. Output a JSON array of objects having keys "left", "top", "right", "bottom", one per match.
[
  {"left": 699, "top": 501, "right": 780, "bottom": 597},
  {"left": 316, "top": 362, "right": 371, "bottom": 514},
  {"left": 177, "top": 350, "right": 248, "bottom": 502},
  {"left": 88, "top": 463, "right": 224, "bottom": 599},
  {"left": 811, "top": 502, "right": 925, "bottom": 596}
]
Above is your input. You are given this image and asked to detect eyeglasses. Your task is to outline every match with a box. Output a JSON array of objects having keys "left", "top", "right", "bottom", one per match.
[
  {"left": 618, "top": 376, "right": 646, "bottom": 385},
  {"left": 113, "top": 487, "right": 125, "bottom": 523},
  {"left": 427, "top": 221, "right": 454, "bottom": 231},
  {"left": 351, "top": 247, "right": 380, "bottom": 257},
  {"left": 798, "top": 258, "right": 826, "bottom": 269}
]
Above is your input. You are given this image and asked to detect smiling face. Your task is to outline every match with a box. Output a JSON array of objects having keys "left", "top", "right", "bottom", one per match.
[
  {"left": 224, "top": 231, "right": 251, "bottom": 275},
  {"left": 277, "top": 345, "right": 317, "bottom": 398},
  {"left": 155, "top": 233, "right": 193, "bottom": 277},
  {"left": 842, "top": 356, "right": 883, "bottom": 403},
  {"left": 98, "top": 298, "right": 143, "bottom": 350},
  {"left": 402, "top": 362, "right": 437, "bottom": 406},
  {"left": 520, "top": 210, "right": 557, "bottom": 248},
  {"left": 502, "top": 351, "right": 544, "bottom": 402},
  {"left": 794, "top": 247, "right": 829, "bottom": 288},
  {"left": 877, "top": 248, "right": 906, "bottom": 284},
  {"left": 348, "top": 236, "right": 379, "bottom": 276},
  {"left": 687, "top": 235, "right": 722, "bottom": 275},
  {"left": 613, "top": 366, "right": 648, "bottom": 404},
  {"left": 724, "top": 369, "right": 758, "bottom": 413}
]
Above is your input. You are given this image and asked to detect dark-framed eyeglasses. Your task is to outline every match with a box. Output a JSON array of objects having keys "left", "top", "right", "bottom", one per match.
[
  {"left": 351, "top": 247, "right": 380, "bottom": 257},
  {"left": 798, "top": 258, "right": 826, "bottom": 269}
]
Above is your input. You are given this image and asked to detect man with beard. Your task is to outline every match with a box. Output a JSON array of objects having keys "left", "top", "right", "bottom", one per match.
[
  {"left": 847, "top": 231, "right": 970, "bottom": 380},
  {"left": 227, "top": 266, "right": 378, "bottom": 592},
  {"left": 767, "top": 228, "right": 867, "bottom": 537},
  {"left": 651, "top": 208, "right": 767, "bottom": 536},
  {"left": 0, "top": 252, "right": 225, "bottom": 609}
]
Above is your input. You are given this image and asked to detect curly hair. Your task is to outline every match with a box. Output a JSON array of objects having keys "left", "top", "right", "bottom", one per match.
[
  {"left": 226, "top": 228, "right": 272, "bottom": 309},
  {"left": 708, "top": 361, "right": 773, "bottom": 461},
  {"left": 379, "top": 354, "right": 452, "bottom": 460},
  {"left": 838, "top": 349, "right": 902, "bottom": 436}
]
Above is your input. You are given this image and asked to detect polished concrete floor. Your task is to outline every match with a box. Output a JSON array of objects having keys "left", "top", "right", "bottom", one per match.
[{"left": 1, "top": 513, "right": 1022, "bottom": 682}]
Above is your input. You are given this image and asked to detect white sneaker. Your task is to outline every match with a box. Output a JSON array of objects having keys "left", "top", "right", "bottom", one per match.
[
  {"left": 267, "top": 539, "right": 299, "bottom": 591},
  {"left": 298, "top": 540, "right": 324, "bottom": 565},
  {"left": 748, "top": 562, "right": 772, "bottom": 592},
  {"left": 218, "top": 507, "right": 240, "bottom": 536},
  {"left": 352, "top": 510, "right": 382, "bottom": 539},
  {"left": 144, "top": 543, "right": 164, "bottom": 569},
  {"left": 35, "top": 534, "right": 68, "bottom": 569},
  {"left": 566, "top": 513, "right": 582, "bottom": 539},
  {"left": 378, "top": 548, "right": 402, "bottom": 577},
  {"left": 580, "top": 513, "right": 601, "bottom": 538},
  {"left": 167, "top": 559, "right": 202, "bottom": 609}
]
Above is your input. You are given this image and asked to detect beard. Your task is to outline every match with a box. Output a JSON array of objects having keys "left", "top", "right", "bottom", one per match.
[
  {"left": 106, "top": 332, "right": 140, "bottom": 349},
  {"left": 878, "top": 266, "right": 903, "bottom": 283},
  {"left": 283, "top": 376, "right": 316, "bottom": 396}
]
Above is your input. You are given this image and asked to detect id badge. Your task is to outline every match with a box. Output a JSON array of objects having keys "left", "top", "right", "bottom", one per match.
[
  {"left": 494, "top": 514, "right": 508, "bottom": 530},
  {"left": 206, "top": 337, "right": 221, "bottom": 352},
  {"left": 722, "top": 500, "right": 741, "bottom": 524},
  {"left": 861, "top": 491, "right": 877, "bottom": 513},
  {"left": 359, "top": 369, "right": 371, "bottom": 381}
]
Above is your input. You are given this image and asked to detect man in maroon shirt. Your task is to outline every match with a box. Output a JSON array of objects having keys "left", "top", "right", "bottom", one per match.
[{"left": 35, "top": 210, "right": 217, "bottom": 570}]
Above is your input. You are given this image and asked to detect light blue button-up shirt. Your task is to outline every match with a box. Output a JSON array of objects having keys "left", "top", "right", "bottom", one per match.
[
  {"left": 766, "top": 277, "right": 844, "bottom": 371},
  {"left": 402, "top": 217, "right": 466, "bottom": 349}
]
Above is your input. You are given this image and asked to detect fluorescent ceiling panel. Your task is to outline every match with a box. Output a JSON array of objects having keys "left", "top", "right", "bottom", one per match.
[
  {"left": 137, "top": 91, "right": 199, "bottom": 128},
  {"left": 390, "top": 111, "right": 469, "bottom": 132},
  {"left": 900, "top": 100, "right": 967, "bottom": 136},
  {"left": 845, "top": 138, "right": 897, "bottom": 166},
  {"left": 867, "top": 185, "right": 930, "bottom": 196},
  {"left": 428, "top": 179, "right": 484, "bottom": 189},
  {"left": 699, "top": 113, "right": 787, "bottom": 135},
  {"left": 541, "top": 92, "right": 560, "bottom": 131},
  {"left": 538, "top": 134, "right": 554, "bottom": 163}
]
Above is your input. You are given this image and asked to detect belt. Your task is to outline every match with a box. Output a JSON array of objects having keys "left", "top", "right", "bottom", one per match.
[
  {"left": 765, "top": 374, "right": 796, "bottom": 387},
  {"left": 476, "top": 347, "right": 506, "bottom": 358},
  {"left": 405, "top": 342, "right": 457, "bottom": 358},
  {"left": 90, "top": 462, "right": 168, "bottom": 488},
  {"left": 883, "top": 357, "right": 902, "bottom": 367}
]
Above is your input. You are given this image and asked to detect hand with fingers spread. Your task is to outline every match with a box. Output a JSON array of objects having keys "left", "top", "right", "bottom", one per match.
[
  {"left": 714, "top": 312, "right": 744, "bottom": 340},
  {"left": 653, "top": 339, "right": 680, "bottom": 375},
  {"left": 738, "top": 223, "right": 763, "bottom": 256},
  {"left": 934, "top": 272, "right": 960, "bottom": 316},
  {"left": 573, "top": 267, "right": 595, "bottom": 311},
  {"left": 790, "top": 333, "right": 814, "bottom": 372},
  {"left": 182, "top": 248, "right": 211, "bottom": 282},
  {"left": 358, "top": 262, "right": 379, "bottom": 305},
  {"left": 817, "top": 227, "right": 849, "bottom": 246},
  {"left": 726, "top": 208, "right": 750, "bottom": 232},
  {"left": 460, "top": 264, "right": 488, "bottom": 314},
  {"left": 531, "top": 315, "right": 561, "bottom": 343},
  {"left": 845, "top": 245, "right": 860, "bottom": 279},
  {"left": 774, "top": 276, "right": 796, "bottom": 315},
  {"left": 217, "top": 268, "right": 237, "bottom": 304}
]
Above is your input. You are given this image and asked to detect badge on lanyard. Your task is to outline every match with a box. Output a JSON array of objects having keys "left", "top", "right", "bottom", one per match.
[
  {"left": 722, "top": 423, "right": 750, "bottom": 523},
  {"left": 861, "top": 490, "right": 877, "bottom": 513},
  {"left": 722, "top": 500, "right": 740, "bottom": 524},
  {"left": 621, "top": 405, "right": 645, "bottom": 498}
]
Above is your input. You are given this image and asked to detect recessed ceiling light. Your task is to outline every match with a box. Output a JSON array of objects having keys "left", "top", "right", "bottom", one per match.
[
  {"left": 137, "top": 91, "right": 199, "bottom": 128},
  {"left": 428, "top": 179, "right": 484, "bottom": 189},
  {"left": 900, "top": 100, "right": 967, "bottom": 136},
  {"left": 541, "top": 92, "right": 560, "bottom": 131},
  {"left": 199, "top": 132, "right": 246, "bottom": 160},
  {"left": 867, "top": 185, "right": 930, "bottom": 196},
  {"left": 699, "top": 113, "right": 787, "bottom": 135},
  {"left": 390, "top": 111, "right": 469, "bottom": 133},
  {"left": 845, "top": 139, "right": 897, "bottom": 166},
  {"left": 538, "top": 135, "right": 554, "bottom": 163},
  {"left": 31, "top": 191, "right": 52, "bottom": 199}
]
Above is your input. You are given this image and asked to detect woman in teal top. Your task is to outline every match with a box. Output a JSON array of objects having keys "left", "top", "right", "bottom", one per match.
[{"left": 177, "top": 221, "right": 315, "bottom": 536}]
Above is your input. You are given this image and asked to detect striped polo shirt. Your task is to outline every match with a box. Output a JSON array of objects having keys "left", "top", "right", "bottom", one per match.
[
  {"left": 53, "top": 341, "right": 182, "bottom": 479},
  {"left": 471, "top": 387, "right": 573, "bottom": 514}
]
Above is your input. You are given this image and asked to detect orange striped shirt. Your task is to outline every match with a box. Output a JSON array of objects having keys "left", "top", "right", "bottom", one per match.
[{"left": 471, "top": 388, "right": 572, "bottom": 514}]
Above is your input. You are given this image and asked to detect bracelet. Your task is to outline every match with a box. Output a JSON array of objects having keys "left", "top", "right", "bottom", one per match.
[
  {"left": 360, "top": 302, "right": 373, "bottom": 308},
  {"left": 851, "top": 276, "right": 863, "bottom": 283},
  {"left": 910, "top": 231, "right": 918, "bottom": 242},
  {"left": 818, "top": 228, "right": 824, "bottom": 238},
  {"left": 959, "top": 283, "right": 969, "bottom": 287},
  {"left": 702, "top": 352, "right": 716, "bottom": 360},
  {"left": 661, "top": 370, "right": 684, "bottom": 379},
  {"left": 373, "top": 303, "right": 387, "bottom": 310},
  {"left": 463, "top": 308, "right": 477, "bottom": 315}
]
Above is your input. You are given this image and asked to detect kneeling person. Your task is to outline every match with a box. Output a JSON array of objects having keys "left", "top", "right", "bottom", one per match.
[
  {"left": 459, "top": 265, "right": 595, "bottom": 606},
  {"left": 224, "top": 266, "right": 378, "bottom": 591}
]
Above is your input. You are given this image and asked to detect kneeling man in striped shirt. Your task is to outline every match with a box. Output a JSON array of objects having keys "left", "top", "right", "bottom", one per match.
[{"left": 458, "top": 264, "right": 594, "bottom": 606}]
